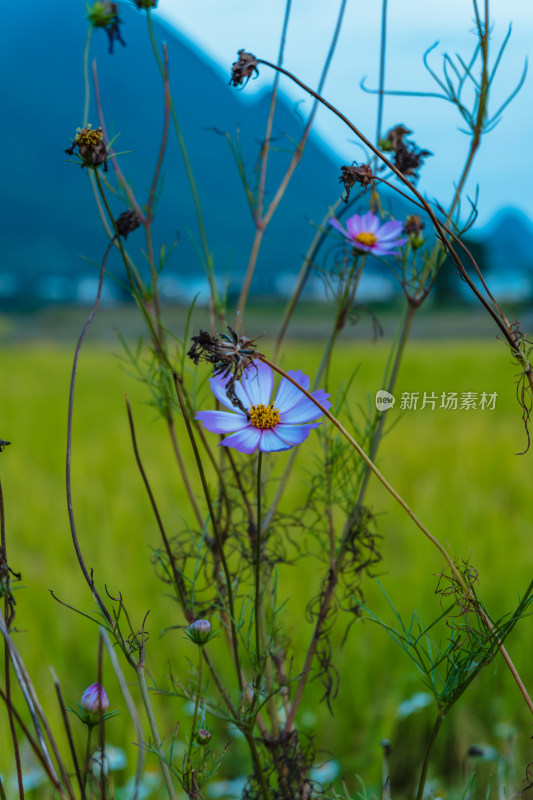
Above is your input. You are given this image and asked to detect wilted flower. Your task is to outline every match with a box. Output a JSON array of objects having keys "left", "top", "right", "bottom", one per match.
[
  {"left": 380, "top": 125, "right": 431, "bottom": 181},
  {"left": 116, "top": 209, "right": 142, "bottom": 239},
  {"left": 230, "top": 50, "right": 259, "bottom": 88},
  {"left": 196, "top": 360, "right": 331, "bottom": 454},
  {"left": 187, "top": 619, "right": 213, "bottom": 646},
  {"left": 66, "top": 125, "right": 108, "bottom": 171},
  {"left": 339, "top": 163, "right": 373, "bottom": 202},
  {"left": 81, "top": 684, "right": 109, "bottom": 721},
  {"left": 86, "top": 2, "right": 125, "bottom": 54},
  {"left": 329, "top": 211, "right": 406, "bottom": 256}
]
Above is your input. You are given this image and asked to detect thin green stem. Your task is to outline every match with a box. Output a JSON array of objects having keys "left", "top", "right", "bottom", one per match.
[
  {"left": 185, "top": 647, "right": 203, "bottom": 788},
  {"left": 82, "top": 27, "right": 93, "bottom": 127},
  {"left": 254, "top": 452, "right": 263, "bottom": 681},
  {"left": 82, "top": 726, "right": 93, "bottom": 794},
  {"left": 375, "top": 0, "right": 388, "bottom": 148},
  {"left": 136, "top": 666, "right": 177, "bottom": 800},
  {"left": 415, "top": 712, "right": 444, "bottom": 800}
]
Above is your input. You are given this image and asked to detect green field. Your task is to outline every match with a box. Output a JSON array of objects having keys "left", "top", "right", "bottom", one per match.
[{"left": 0, "top": 317, "right": 531, "bottom": 797}]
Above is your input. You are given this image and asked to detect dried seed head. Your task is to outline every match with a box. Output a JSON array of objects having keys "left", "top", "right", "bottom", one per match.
[
  {"left": 339, "top": 163, "right": 373, "bottom": 202},
  {"left": 133, "top": 0, "right": 158, "bottom": 7},
  {"left": 380, "top": 125, "right": 431, "bottom": 181},
  {"left": 116, "top": 209, "right": 142, "bottom": 239},
  {"left": 66, "top": 125, "right": 108, "bottom": 171},
  {"left": 230, "top": 49, "right": 259, "bottom": 88}
]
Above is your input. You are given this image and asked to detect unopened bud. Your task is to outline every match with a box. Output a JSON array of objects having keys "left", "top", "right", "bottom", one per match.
[
  {"left": 195, "top": 728, "right": 212, "bottom": 745},
  {"left": 187, "top": 619, "right": 212, "bottom": 646},
  {"left": 81, "top": 683, "right": 109, "bottom": 722}
]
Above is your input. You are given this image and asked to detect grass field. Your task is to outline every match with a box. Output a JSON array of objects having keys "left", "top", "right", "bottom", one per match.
[{"left": 0, "top": 311, "right": 531, "bottom": 797}]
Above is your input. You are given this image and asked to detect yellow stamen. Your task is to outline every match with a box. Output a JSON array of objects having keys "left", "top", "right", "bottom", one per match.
[
  {"left": 249, "top": 403, "right": 281, "bottom": 430},
  {"left": 355, "top": 231, "right": 377, "bottom": 246}
]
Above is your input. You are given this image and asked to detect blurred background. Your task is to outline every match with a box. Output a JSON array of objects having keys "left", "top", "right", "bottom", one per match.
[{"left": 1, "top": 1, "right": 532, "bottom": 797}]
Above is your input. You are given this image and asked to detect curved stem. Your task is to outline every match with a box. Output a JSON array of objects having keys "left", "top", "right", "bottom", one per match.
[{"left": 66, "top": 239, "right": 114, "bottom": 628}]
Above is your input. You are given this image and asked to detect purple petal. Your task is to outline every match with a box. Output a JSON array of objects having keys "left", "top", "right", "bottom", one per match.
[
  {"left": 209, "top": 373, "right": 250, "bottom": 412},
  {"left": 359, "top": 211, "right": 380, "bottom": 233},
  {"left": 346, "top": 215, "right": 364, "bottom": 238},
  {"left": 275, "top": 422, "right": 321, "bottom": 445},
  {"left": 219, "top": 427, "right": 262, "bottom": 454},
  {"left": 329, "top": 218, "right": 350, "bottom": 239},
  {"left": 281, "top": 390, "right": 331, "bottom": 423},
  {"left": 258, "top": 429, "right": 294, "bottom": 452},
  {"left": 195, "top": 410, "right": 248, "bottom": 434},
  {"left": 240, "top": 360, "right": 273, "bottom": 406},
  {"left": 274, "top": 369, "right": 310, "bottom": 413},
  {"left": 377, "top": 220, "right": 404, "bottom": 241}
]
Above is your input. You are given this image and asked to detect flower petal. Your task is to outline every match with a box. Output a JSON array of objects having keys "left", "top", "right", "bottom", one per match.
[
  {"left": 195, "top": 410, "right": 249, "bottom": 434},
  {"left": 345, "top": 214, "right": 364, "bottom": 238},
  {"left": 219, "top": 427, "right": 262, "bottom": 454},
  {"left": 210, "top": 372, "right": 251, "bottom": 412},
  {"left": 329, "top": 218, "right": 350, "bottom": 239},
  {"left": 359, "top": 212, "right": 381, "bottom": 233},
  {"left": 275, "top": 422, "right": 321, "bottom": 445},
  {"left": 240, "top": 360, "right": 273, "bottom": 406},
  {"left": 281, "top": 390, "right": 331, "bottom": 423},
  {"left": 258, "top": 429, "right": 294, "bottom": 452},
  {"left": 274, "top": 369, "right": 310, "bottom": 413},
  {"left": 377, "top": 220, "right": 405, "bottom": 241}
]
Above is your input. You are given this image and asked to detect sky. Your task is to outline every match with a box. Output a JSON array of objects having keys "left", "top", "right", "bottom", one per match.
[{"left": 154, "top": 0, "right": 533, "bottom": 230}]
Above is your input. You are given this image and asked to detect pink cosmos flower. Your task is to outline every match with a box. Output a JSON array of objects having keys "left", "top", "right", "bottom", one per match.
[
  {"left": 329, "top": 211, "right": 406, "bottom": 256},
  {"left": 195, "top": 360, "right": 331, "bottom": 454}
]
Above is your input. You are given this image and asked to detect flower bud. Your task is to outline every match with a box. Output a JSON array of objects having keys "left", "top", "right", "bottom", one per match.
[
  {"left": 81, "top": 683, "right": 109, "bottom": 721},
  {"left": 195, "top": 728, "right": 212, "bottom": 745},
  {"left": 187, "top": 619, "right": 212, "bottom": 646}
]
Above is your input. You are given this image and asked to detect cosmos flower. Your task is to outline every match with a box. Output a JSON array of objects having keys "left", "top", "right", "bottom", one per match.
[
  {"left": 329, "top": 211, "right": 406, "bottom": 256},
  {"left": 195, "top": 360, "right": 331, "bottom": 454}
]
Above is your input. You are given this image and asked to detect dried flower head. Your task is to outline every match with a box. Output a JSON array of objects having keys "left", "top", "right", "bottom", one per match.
[
  {"left": 66, "top": 125, "right": 108, "bottom": 171},
  {"left": 329, "top": 211, "right": 407, "bottom": 256},
  {"left": 196, "top": 360, "right": 331, "bottom": 454},
  {"left": 133, "top": 0, "right": 158, "bottom": 7},
  {"left": 188, "top": 326, "right": 262, "bottom": 413},
  {"left": 86, "top": 1, "right": 125, "bottom": 54},
  {"left": 230, "top": 50, "right": 259, "bottom": 88},
  {"left": 339, "top": 163, "right": 373, "bottom": 202},
  {"left": 116, "top": 209, "right": 142, "bottom": 239},
  {"left": 380, "top": 125, "right": 431, "bottom": 181}
]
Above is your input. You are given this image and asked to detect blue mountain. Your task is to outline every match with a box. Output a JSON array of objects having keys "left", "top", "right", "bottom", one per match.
[{"left": 1, "top": 0, "right": 348, "bottom": 306}]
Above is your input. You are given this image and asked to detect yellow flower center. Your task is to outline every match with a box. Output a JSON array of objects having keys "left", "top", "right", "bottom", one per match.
[
  {"left": 355, "top": 231, "right": 377, "bottom": 246},
  {"left": 74, "top": 125, "right": 104, "bottom": 148},
  {"left": 249, "top": 403, "right": 281, "bottom": 430}
]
